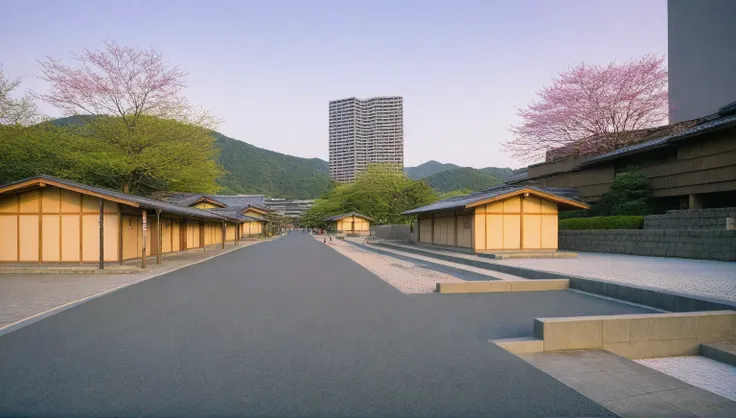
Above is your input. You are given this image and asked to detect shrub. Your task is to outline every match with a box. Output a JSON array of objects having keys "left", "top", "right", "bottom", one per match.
[
  {"left": 595, "top": 171, "right": 653, "bottom": 216},
  {"left": 559, "top": 216, "right": 644, "bottom": 230}
]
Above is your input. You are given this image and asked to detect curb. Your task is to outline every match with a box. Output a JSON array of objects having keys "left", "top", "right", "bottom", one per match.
[{"left": 0, "top": 239, "right": 273, "bottom": 338}]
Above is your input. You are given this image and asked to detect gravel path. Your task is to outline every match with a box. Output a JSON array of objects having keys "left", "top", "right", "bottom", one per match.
[
  {"left": 636, "top": 356, "right": 736, "bottom": 402},
  {"left": 495, "top": 253, "right": 736, "bottom": 302},
  {"left": 318, "top": 237, "right": 463, "bottom": 293},
  {"left": 345, "top": 238, "right": 527, "bottom": 281}
]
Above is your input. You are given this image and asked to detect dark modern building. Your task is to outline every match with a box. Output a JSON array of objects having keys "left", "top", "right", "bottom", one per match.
[{"left": 668, "top": 0, "right": 736, "bottom": 123}]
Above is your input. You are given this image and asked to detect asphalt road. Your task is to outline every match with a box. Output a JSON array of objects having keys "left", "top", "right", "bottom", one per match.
[{"left": 0, "top": 232, "right": 651, "bottom": 417}]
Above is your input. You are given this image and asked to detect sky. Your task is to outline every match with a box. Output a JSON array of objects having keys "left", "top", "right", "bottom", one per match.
[{"left": 1, "top": 0, "right": 667, "bottom": 169}]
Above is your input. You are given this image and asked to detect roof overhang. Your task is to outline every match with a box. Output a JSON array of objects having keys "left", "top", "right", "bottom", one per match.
[
  {"left": 465, "top": 187, "right": 590, "bottom": 210},
  {"left": 0, "top": 177, "right": 140, "bottom": 208}
]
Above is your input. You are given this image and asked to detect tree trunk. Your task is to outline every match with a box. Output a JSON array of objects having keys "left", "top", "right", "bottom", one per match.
[{"left": 122, "top": 178, "right": 130, "bottom": 194}]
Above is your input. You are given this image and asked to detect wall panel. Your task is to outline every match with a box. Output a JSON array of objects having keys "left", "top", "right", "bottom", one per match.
[
  {"left": 41, "top": 188, "right": 61, "bottom": 213},
  {"left": 19, "top": 191, "right": 40, "bottom": 213},
  {"left": 502, "top": 215, "right": 521, "bottom": 250},
  {"left": 523, "top": 215, "right": 542, "bottom": 249},
  {"left": 19, "top": 215, "right": 39, "bottom": 261},
  {"left": 486, "top": 214, "right": 504, "bottom": 250},
  {"left": 61, "top": 215, "right": 80, "bottom": 261},
  {"left": 60, "top": 190, "right": 80, "bottom": 213},
  {"left": 0, "top": 195, "right": 18, "bottom": 213},
  {"left": 81, "top": 214, "right": 99, "bottom": 262},
  {"left": 41, "top": 214, "right": 61, "bottom": 262},
  {"left": 541, "top": 215, "right": 558, "bottom": 249},
  {"left": 474, "top": 213, "right": 486, "bottom": 250},
  {"left": 104, "top": 214, "right": 118, "bottom": 262},
  {"left": 0, "top": 215, "right": 18, "bottom": 261}
]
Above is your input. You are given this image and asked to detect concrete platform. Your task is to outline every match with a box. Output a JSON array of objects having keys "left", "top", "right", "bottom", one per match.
[
  {"left": 700, "top": 339, "right": 736, "bottom": 367},
  {"left": 516, "top": 349, "right": 736, "bottom": 417}
]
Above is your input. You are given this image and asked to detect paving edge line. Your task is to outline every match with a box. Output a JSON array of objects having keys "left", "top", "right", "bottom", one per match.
[{"left": 0, "top": 239, "right": 275, "bottom": 337}]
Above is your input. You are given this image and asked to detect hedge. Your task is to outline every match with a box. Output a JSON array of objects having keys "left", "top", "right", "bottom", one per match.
[{"left": 559, "top": 216, "right": 645, "bottom": 230}]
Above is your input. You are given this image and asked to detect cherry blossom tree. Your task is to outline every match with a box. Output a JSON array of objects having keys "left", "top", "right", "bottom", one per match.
[
  {"left": 37, "top": 42, "right": 221, "bottom": 193},
  {"left": 504, "top": 54, "right": 669, "bottom": 163}
]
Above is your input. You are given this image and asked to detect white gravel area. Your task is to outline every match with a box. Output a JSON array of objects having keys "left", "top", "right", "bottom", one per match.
[
  {"left": 381, "top": 243, "right": 736, "bottom": 302},
  {"left": 318, "top": 237, "right": 463, "bottom": 293},
  {"left": 494, "top": 253, "right": 736, "bottom": 302},
  {"left": 345, "top": 239, "right": 527, "bottom": 281},
  {"left": 636, "top": 356, "right": 736, "bottom": 401}
]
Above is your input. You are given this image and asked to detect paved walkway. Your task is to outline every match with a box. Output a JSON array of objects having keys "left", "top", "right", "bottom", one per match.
[
  {"left": 519, "top": 350, "right": 736, "bottom": 417},
  {"left": 0, "top": 240, "right": 264, "bottom": 329},
  {"left": 0, "top": 232, "right": 656, "bottom": 416}
]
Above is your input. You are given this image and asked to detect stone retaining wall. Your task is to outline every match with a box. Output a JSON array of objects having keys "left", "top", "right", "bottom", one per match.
[
  {"left": 370, "top": 224, "right": 412, "bottom": 241},
  {"left": 559, "top": 229, "right": 736, "bottom": 261},
  {"left": 643, "top": 207, "right": 736, "bottom": 230}
]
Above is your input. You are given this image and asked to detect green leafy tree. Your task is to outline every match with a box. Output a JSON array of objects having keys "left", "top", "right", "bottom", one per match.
[{"left": 301, "top": 165, "right": 438, "bottom": 227}]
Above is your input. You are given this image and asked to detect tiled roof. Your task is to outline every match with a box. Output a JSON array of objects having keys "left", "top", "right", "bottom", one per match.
[
  {"left": 207, "top": 208, "right": 264, "bottom": 222},
  {"left": 582, "top": 113, "right": 736, "bottom": 167},
  {"left": 211, "top": 195, "right": 266, "bottom": 209},
  {"left": 0, "top": 176, "right": 230, "bottom": 221},
  {"left": 324, "top": 212, "right": 373, "bottom": 222},
  {"left": 161, "top": 193, "right": 267, "bottom": 212},
  {"left": 401, "top": 185, "right": 587, "bottom": 215}
]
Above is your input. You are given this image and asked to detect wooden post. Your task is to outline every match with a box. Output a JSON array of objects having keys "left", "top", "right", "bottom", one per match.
[
  {"left": 221, "top": 221, "right": 226, "bottom": 249},
  {"left": 141, "top": 210, "right": 147, "bottom": 269},
  {"left": 156, "top": 209, "right": 162, "bottom": 265},
  {"left": 118, "top": 206, "right": 124, "bottom": 265},
  {"left": 99, "top": 198, "right": 105, "bottom": 270}
]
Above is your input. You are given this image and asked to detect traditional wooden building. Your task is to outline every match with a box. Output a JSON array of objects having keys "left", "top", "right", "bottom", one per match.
[
  {"left": 324, "top": 212, "right": 372, "bottom": 236},
  {"left": 161, "top": 193, "right": 269, "bottom": 237},
  {"left": 0, "top": 176, "right": 247, "bottom": 268},
  {"left": 403, "top": 186, "right": 589, "bottom": 253}
]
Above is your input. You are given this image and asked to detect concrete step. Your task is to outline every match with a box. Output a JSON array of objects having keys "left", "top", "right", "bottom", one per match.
[
  {"left": 700, "top": 339, "right": 736, "bottom": 367},
  {"left": 489, "top": 337, "right": 544, "bottom": 354}
]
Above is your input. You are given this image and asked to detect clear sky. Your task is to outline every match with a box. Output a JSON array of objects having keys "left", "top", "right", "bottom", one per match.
[{"left": 1, "top": 0, "right": 667, "bottom": 169}]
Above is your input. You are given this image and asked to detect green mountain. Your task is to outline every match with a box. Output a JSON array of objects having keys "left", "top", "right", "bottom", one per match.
[
  {"left": 213, "top": 132, "right": 329, "bottom": 198},
  {"left": 423, "top": 167, "right": 503, "bottom": 193},
  {"left": 404, "top": 160, "right": 460, "bottom": 180},
  {"left": 480, "top": 166, "right": 516, "bottom": 179}
]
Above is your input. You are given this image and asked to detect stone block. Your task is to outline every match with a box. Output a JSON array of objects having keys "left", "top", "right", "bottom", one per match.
[
  {"left": 542, "top": 319, "right": 602, "bottom": 351},
  {"left": 697, "top": 312, "right": 736, "bottom": 338},
  {"left": 650, "top": 315, "right": 698, "bottom": 340},
  {"left": 602, "top": 319, "right": 630, "bottom": 343}
]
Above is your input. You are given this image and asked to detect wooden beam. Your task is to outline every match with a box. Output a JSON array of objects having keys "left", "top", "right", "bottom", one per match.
[
  {"left": 118, "top": 205, "right": 123, "bottom": 265},
  {"left": 156, "top": 209, "right": 162, "bottom": 265},
  {"left": 99, "top": 198, "right": 105, "bottom": 269},
  {"left": 141, "top": 210, "right": 147, "bottom": 269},
  {"left": 221, "top": 221, "right": 226, "bottom": 249}
]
